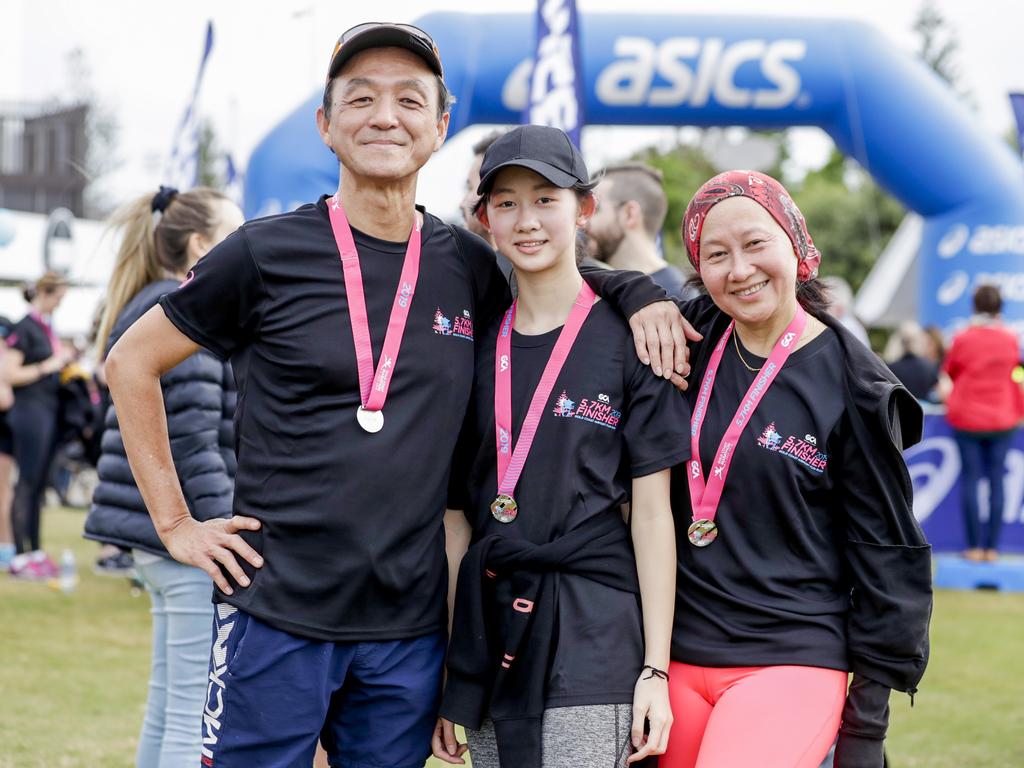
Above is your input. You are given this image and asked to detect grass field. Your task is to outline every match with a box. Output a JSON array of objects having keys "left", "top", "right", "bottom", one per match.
[{"left": 1, "top": 507, "right": 1022, "bottom": 767}]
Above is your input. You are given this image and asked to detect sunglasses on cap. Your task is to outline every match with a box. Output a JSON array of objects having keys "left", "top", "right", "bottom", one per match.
[
  {"left": 328, "top": 22, "right": 443, "bottom": 80},
  {"left": 339, "top": 22, "right": 434, "bottom": 45}
]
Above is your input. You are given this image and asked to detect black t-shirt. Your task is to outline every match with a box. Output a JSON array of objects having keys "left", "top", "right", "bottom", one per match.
[
  {"left": 671, "top": 309, "right": 861, "bottom": 671},
  {"left": 159, "top": 197, "right": 509, "bottom": 641},
  {"left": 457, "top": 300, "right": 691, "bottom": 707},
  {"left": 8, "top": 314, "right": 58, "bottom": 405}
]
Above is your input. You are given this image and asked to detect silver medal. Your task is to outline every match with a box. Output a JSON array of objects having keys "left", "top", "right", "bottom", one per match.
[{"left": 356, "top": 406, "right": 384, "bottom": 433}]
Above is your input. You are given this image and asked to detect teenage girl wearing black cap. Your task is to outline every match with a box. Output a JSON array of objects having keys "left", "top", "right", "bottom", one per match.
[{"left": 434, "top": 125, "right": 692, "bottom": 768}]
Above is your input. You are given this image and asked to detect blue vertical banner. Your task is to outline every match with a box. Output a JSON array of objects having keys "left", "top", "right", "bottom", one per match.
[
  {"left": 524, "top": 0, "right": 586, "bottom": 147},
  {"left": 165, "top": 21, "right": 214, "bottom": 189},
  {"left": 1011, "top": 93, "right": 1024, "bottom": 157}
]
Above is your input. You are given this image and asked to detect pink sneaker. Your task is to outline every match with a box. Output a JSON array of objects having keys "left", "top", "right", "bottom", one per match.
[
  {"left": 9, "top": 554, "right": 50, "bottom": 582},
  {"left": 32, "top": 551, "right": 59, "bottom": 578}
]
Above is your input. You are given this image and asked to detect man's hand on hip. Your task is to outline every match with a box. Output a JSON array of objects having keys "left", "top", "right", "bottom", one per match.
[{"left": 160, "top": 515, "right": 264, "bottom": 595}]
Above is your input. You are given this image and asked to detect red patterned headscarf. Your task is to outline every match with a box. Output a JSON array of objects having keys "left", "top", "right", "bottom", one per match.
[{"left": 682, "top": 170, "right": 821, "bottom": 282}]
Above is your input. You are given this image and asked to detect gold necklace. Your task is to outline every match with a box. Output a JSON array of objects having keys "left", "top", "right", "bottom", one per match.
[{"left": 732, "top": 331, "right": 762, "bottom": 373}]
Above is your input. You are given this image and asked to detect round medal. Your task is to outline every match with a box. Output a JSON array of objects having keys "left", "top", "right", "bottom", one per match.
[
  {"left": 356, "top": 406, "right": 384, "bottom": 433},
  {"left": 490, "top": 494, "right": 518, "bottom": 523},
  {"left": 687, "top": 519, "right": 718, "bottom": 547}
]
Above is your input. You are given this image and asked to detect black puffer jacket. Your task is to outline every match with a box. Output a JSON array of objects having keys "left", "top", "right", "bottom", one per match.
[{"left": 84, "top": 279, "right": 235, "bottom": 556}]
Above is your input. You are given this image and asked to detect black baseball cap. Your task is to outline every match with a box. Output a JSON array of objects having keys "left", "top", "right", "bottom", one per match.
[
  {"left": 326, "top": 22, "right": 444, "bottom": 81},
  {"left": 476, "top": 125, "right": 596, "bottom": 196}
]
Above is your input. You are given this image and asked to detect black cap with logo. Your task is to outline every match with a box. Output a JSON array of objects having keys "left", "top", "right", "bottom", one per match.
[
  {"left": 476, "top": 125, "right": 596, "bottom": 196},
  {"left": 327, "top": 22, "right": 444, "bottom": 81}
]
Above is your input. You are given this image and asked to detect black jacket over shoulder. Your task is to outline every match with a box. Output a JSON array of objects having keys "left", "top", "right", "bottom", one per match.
[
  {"left": 678, "top": 296, "right": 931, "bottom": 690},
  {"left": 676, "top": 295, "right": 932, "bottom": 761},
  {"left": 84, "top": 279, "right": 235, "bottom": 556}
]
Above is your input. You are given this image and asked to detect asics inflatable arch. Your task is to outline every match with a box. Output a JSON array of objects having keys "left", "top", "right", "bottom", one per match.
[{"left": 245, "top": 12, "right": 1024, "bottom": 334}]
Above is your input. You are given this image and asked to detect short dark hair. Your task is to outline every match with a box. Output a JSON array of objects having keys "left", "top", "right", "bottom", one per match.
[
  {"left": 322, "top": 73, "right": 454, "bottom": 122},
  {"left": 973, "top": 284, "right": 1002, "bottom": 315},
  {"left": 472, "top": 130, "right": 506, "bottom": 158},
  {"left": 596, "top": 163, "right": 667, "bottom": 238}
]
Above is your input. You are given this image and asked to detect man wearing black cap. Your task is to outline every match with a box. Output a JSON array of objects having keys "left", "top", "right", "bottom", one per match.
[{"left": 106, "top": 21, "right": 690, "bottom": 768}]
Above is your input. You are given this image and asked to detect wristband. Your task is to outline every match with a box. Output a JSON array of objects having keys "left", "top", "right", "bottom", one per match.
[{"left": 641, "top": 665, "right": 669, "bottom": 681}]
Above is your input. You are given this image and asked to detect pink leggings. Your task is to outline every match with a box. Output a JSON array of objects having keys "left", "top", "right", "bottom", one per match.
[{"left": 661, "top": 662, "right": 847, "bottom": 768}]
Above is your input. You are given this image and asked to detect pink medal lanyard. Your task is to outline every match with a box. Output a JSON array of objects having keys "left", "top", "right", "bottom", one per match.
[
  {"left": 686, "top": 306, "right": 807, "bottom": 546},
  {"left": 327, "top": 195, "right": 422, "bottom": 434},
  {"left": 490, "top": 282, "right": 597, "bottom": 523}
]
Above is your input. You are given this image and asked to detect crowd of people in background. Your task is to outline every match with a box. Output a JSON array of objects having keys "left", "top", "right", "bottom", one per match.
[{"left": 0, "top": 20, "right": 1019, "bottom": 768}]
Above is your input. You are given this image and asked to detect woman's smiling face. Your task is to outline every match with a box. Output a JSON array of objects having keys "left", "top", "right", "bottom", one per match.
[{"left": 697, "top": 195, "right": 799, "bottom": 331}]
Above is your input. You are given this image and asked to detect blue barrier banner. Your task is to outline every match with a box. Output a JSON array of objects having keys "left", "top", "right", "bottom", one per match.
[
  {"left": 908, "top": 413, "right": 1024, "bottom": 554},
  {"left": 524, "top": 0, "right": 586, "bottom": 147}
]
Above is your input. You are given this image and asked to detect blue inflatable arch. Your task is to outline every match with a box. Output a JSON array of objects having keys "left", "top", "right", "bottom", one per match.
[{"left": 244, "top": 13, "right": 1024, "bottom": 332}]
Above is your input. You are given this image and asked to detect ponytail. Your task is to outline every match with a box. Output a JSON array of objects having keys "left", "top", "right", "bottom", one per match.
[
  {"left": 96, "top": 186, "right": 229, "bottom": 357},
  {"left": 95, "top": 194, "right": 164, "bottom": 357}
]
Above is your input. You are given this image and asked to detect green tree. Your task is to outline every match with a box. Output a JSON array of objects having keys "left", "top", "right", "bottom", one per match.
[
  {"left": 790, "top": 149, "right": 904, "bottom": 289},
  {"left": 629, "top": 143, "right": 718, "bottom": 268},
  {"left": 197, "top": 119, "right": 225, "bottom": 190},
  {"left": 913, "top": 0, "right": 968, "bottom": 99},
  {"left": 64, "top": 47, "right": 120, "bottom": 217}
]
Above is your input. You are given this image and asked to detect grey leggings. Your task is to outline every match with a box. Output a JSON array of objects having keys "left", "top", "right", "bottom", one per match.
[{"left": 466, "top": 704, "right": 634, "bottom": 768}]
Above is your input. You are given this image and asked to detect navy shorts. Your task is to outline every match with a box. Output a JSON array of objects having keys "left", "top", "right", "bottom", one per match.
[{"left": 200, "top": 604, "right": 445, "bottom": 768}]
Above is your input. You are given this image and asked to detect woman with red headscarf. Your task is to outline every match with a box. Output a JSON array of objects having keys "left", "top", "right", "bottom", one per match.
[{"left": 661, "top": 171, "right": 932, "bottom": 768}]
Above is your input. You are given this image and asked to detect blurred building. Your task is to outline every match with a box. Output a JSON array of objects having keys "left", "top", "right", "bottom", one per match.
[
  {"left": 0, "top": 102, "right": 111, "bottom": 341},
  {"left": 0, "top": 102, "right": 88, "bottom": 217}
]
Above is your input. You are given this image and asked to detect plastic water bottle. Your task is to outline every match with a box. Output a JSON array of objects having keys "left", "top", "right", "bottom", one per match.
[{"left": 59, "top": 548, "right": 79, "bottom": 594}]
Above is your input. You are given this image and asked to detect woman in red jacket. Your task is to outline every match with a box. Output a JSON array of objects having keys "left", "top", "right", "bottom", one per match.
[{"left": 941, "top": 284, "right": 1024, "bottom": 561}]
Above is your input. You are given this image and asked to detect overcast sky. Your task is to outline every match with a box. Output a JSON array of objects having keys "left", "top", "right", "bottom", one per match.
[{"left": 4, "top": 0, "right": 1022, "bottom": 220}]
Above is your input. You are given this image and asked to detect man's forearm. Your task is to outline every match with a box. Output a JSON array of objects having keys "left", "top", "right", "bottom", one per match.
[{"left": 106, "top": 350, "right": 192, "bottom": 538}]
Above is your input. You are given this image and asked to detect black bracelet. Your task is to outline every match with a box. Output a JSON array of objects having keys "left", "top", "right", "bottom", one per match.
[{"left": 641, "top": 665, "right": 669, "bottom": 681}]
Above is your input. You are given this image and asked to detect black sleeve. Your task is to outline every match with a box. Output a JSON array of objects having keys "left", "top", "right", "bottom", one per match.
[
  {"left": 579, "top": 265, "right": 668, "bottom": 319},
  {"left": 7, "top": 321, "right": 44, "bottom": 363},
  {"left": 833, "top": 676, "right": 890, "bottom": 768},
  {"left": 158, "top": 228, "right": 266, "bottom": 360},
  {"left": 836, "top": 390, "right": 932, "bottom": 696},
  {"left": 621, "top": 334, "right": 692, "bottom": 477},
  {"left": 448, "top": 224, "right": 511, "bottom": 330},
  {"left": 446, "top": 401, "right": 477, "bottom": 512}
]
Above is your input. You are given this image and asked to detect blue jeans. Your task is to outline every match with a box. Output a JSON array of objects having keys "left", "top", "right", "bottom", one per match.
[
  {"left": 133, "top": 554, "right": 214, "bottom": 768},
  {"left": 953, "top": 430, "right": 1015, "bottom": 550}
]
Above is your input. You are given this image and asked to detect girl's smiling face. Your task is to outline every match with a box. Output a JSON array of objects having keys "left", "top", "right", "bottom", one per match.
[{"left": 482, "top": 166, "right": 594, "bottom": 276}]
